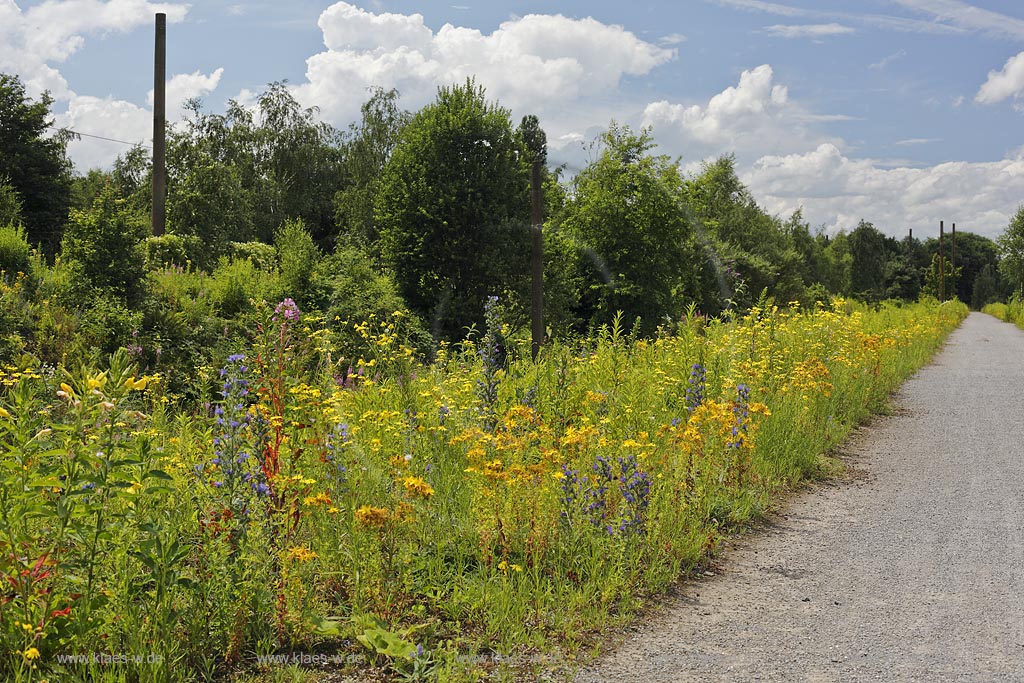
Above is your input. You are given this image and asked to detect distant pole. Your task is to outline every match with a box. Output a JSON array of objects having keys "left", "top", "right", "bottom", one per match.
[
  {"left": 152, "top": 13, "right": 166, "bottom": 236},
  {"left": 939, "top": 220, "right": 945, "bottom": 302},
  {"left": 951, "top": 223, "right": 956, "bottom": 300},
  {"left": 909, "top": 228, "right": 913, "bottom": 240},
  {"left": 530, "top": 157, "right": 544, "bottom": 361}
]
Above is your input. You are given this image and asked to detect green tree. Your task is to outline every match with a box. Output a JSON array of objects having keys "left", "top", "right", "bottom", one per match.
[
  {"left": 971, "top": 263, "right": 1001, "bottom": 310},
  {"left": 69, "top": 169, "right": 112, "bottom": 211},
  {"left": 166, "top": 84, "right": 344, "bottom": 252},
  {"left": 784, "top": 209, "right": 825, "bottom": 288},
  {"left": 922, "top": 253, "right": 961, "bottom": 301},
  {"left": 997, "top": 206, "right": 1024, "bottom": 298},
  {"left": 62, "top": 185, "right": 148, "bottom": 304},
  {"left": 376, "top": 79, "right": 531, "bottom": 339},
  {"left": 275, "top": 218, "right": 320, "bottom": 305},
  {"left": 334, "top": 88, "right": 410, "bottom": 251},
  {"left": 560, "top": 124, "right": 695, "bottom": 333},
  {"left": 821, "top": 231, "right": 853, "bottom": 295},
  {"left": 683, "top": 156, "right": 790, "bottom": 310},
  {"left": 0, "top": 177, "right": 23, "bottom": 226},
  {"left": 847, "top": 220, "right": 888, "bottom": 301},
  {"left": 0, "top": 73, "right": 72, "bottom": 251},
  {"left": 922, "top": 231, "right": 999, "bottom": 304}
]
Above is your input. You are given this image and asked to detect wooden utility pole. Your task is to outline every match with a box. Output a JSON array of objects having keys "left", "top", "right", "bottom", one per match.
[
  {"left": 152, "top": 13, "right": 167, "bottom": 236},
  {"left": 939, "top": 221, "right": 945, "bottom": 302},
  {"left": 951, "top": 223, "right": 956, "bottom": 300},
  {"left": 530, "top": 156, "right": 544, "bottom": 360}
]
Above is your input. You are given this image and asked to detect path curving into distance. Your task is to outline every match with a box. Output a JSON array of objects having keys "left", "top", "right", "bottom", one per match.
[{"left": 576, "top": 312, "right": 1024, "bottom": 683}]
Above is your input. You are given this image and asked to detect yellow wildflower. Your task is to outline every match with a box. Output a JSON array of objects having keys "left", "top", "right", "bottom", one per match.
[
  {"left": 402, "top": 476, "right": 434, "bottom": 498},
  {"left": 124, "top": 376, "right": 150, "bottom": 391},
  {"left": 354, "top": 505, "right": 390, "bottom": 528},
  {"left": 23, "top": 647, "right": 40, "bottom": 661},
  {"left": 303, "top": 492, "right": 331, "bottom": 507},
  {"left": 285, "top": 546, "right": 317, "bottom": 562}
]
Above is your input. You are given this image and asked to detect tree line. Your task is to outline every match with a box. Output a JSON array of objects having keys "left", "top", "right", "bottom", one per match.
[{"left": 1, "top": 71, "right": 1022, "bottom": 366}]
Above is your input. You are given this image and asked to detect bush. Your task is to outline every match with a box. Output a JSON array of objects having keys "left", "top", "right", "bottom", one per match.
[
  {"left": 74, "top": 292, "right": 144, "bottom": 360},
  {"left": 0, "top": 176, "right": 23, "bottom": 227},
  {"left": 275, "top": 218, "right": 320, "bottom": 304},
  {"left": 0, "top": 223, "right": 31, "bottom": 277},
  {"left": 310, "top": 245, "right": 430, "bottom": 358},
  {"left": 210, "top": 257, "right": 282, "bottom": 318},
  {"left": 62, "top": 185, "right": 148, "bottom": 304},
  {"left": 145, "top": 233, "right": 204, "bottom": 269},
  {"left": 0, "top": 270, "right": 30, "bottom": 362},
  {"left": 229, "top": 241, "right": 278, "bottom": 271}
]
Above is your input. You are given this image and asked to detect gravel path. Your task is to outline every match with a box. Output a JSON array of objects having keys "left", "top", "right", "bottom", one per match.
[{"left": 575, "top": 312, "right": 1024, "bottom": 683}]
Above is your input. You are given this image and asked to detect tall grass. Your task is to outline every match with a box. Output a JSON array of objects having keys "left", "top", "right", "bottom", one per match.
[
  {"left": 0, "top": 297, "right": 966, "bottom": 682},
  {"left": 983, "top": 298, "right": 1024, "bottom": 329}
]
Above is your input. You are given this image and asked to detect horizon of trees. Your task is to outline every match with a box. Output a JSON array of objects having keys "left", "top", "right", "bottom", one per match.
[{"left": 0, "top": 71, "right": 1018, "bottom": 354}]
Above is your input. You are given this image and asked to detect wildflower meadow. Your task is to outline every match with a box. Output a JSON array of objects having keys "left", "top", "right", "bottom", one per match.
[{"left": 0, "top": 296, "right": 966, "bottom": 682}]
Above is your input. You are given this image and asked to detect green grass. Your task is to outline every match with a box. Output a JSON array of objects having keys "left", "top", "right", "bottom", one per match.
[{"left": 0, "top": 297, "right": 967, "bottom": 682}]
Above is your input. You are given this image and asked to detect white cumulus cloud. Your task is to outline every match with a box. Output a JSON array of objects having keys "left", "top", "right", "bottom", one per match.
[
  {"left": 0, "top": 0, "right": 189, "bottom": 99},
  {"left": 56, "top": 94, "right": 151, "bottom": 170},
  {"left": 638, "top": 62, "right": 1023, "bottom": 239},
  {"left": 744, "top": 143, "right": 1024, "bottom": 238},
  {"left": 0, "top": 0, "right": 194, "bottom": 170},
  {"left": 976, "top": 51, "right": 1024, "bottom": 106},
  {"left": 642, "top": 64, "right": 843, "bottom": 164},
  {"left": 59, "top": 67, "right": 224, "bottom": 170},
  {"left": 291, "top": 2, "right": 675, "bottom": 128},
  {"left": 148, "top": 67, "right": 225, "bottom": 119}
]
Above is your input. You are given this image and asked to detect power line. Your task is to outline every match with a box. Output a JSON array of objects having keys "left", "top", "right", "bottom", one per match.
[{"left": 67, "top": 129, "right": 150, "bottom": 148}]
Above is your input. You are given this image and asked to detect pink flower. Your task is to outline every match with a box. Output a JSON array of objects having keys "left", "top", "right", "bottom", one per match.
[{"left": 274, "top": 298, "right": 301, "bottom": 322}]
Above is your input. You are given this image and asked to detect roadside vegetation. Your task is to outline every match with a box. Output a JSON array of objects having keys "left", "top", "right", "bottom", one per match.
[
  {"left": 0, "top": 296, "right": 965, "bottom": 682},
  {"left": 0, "top": 69, "right": 998, "bottom": 682}
]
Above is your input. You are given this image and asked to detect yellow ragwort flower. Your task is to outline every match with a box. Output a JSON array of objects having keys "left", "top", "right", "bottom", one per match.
[
  {"left": 354, "top": 505, "right": 390, "bottom": 528},
  {"left": 303, "top": 492, "right": 331, "bottom": 507},
  {"left": 285, "top": 546, "right": 317, "bottom": 562},
  {"left": 402, "top": 476, "right": 435, "bottom": 498}
]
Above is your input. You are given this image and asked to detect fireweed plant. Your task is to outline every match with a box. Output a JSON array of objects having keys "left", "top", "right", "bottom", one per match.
[{"left": 0, "top": 298, "right": 966, "bottom": 682}]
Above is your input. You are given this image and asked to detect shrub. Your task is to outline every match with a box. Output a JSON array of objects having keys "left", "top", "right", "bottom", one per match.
[
  {"left": 144, "top": 233, "right": 204, "bottom": 269},
  {"left": 0, "top": 176, "right": 23, "bottom": 226},
  {"left": 229, "top": 241, "right": 278, "bottom": 271},
  {"left": 74, "top": 292, "right": 144, "bottom": 360},
  {"left": 310, "top": 245, "right": 430, "bottom": 359},
  {"left": 62, "top": 185, "right": 148, "bottom": 304},
  {"left": 275, "top": 218, "right": 320, "bottom": 304},
  {"left": 210, "top": 257, "right": 282, "bottom": 318},
  {"left": 0, "top": 223, "right": 31, "bottom": 277}
]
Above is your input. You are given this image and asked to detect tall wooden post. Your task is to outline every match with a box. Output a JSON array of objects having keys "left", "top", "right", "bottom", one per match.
[
  {"left": 152, "top": 13, "right": 166, "bottom": 236},
  {"left": 939, "top": 221, "right": 945, "bottom": 302},
  {"left": 530, "top": 158, "right": 544, "bottom": 360},
  {"left": 951, "top": 223, "right": 956, "bottom": 301}
]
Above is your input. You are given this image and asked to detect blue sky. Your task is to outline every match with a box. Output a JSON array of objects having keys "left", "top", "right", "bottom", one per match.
[{"left": 3, "top": 0, "right": 1024, "bottom": 237}]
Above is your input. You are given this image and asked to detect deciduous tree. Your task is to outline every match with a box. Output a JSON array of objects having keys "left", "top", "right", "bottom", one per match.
[
  {"left": 0, "top": 73, "right": 72, "bottom": 251},
  {"left": 376, "top": 79, "right": 531, "bottom": 340}
]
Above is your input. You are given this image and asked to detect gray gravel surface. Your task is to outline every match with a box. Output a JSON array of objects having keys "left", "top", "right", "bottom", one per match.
[{"left": 575, "top": 312, "right": 1024, "bottom": 683}]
